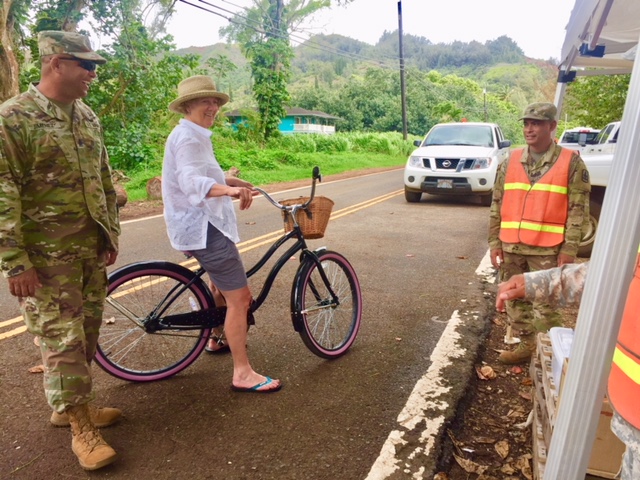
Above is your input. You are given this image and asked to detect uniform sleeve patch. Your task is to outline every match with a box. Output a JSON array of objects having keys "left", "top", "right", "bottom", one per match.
[{"left": 582, "top": 169, "right": 590, "bottom": 183}]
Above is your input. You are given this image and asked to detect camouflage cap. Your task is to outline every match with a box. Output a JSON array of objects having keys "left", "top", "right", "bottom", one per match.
[
  {"left": 519, "top": 102, "right": 557, "bottom": 121},
  {"left": 38, "top": 30, "right": 107, "bottom": 64}
]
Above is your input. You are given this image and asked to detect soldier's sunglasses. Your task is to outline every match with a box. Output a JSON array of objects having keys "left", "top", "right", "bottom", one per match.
[{"left": 57, "top": 57, "right": 98, "bottom": 72}]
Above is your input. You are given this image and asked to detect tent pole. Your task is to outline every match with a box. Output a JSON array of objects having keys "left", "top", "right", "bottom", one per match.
[{"left": 544, "top": 31, "right": 640, "bottom": 479}]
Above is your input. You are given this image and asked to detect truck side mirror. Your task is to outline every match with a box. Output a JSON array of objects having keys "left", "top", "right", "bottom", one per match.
[
  {"left": 578, "top": 133, "right": 587, "bottom": 146},
  {"left": 413, "top": 140, "right": 422, "bottom": 147},
  {"left": 499, "top": 140, "right": 512, "bottom": 148}
]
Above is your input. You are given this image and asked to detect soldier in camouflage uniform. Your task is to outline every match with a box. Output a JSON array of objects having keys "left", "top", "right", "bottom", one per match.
[
  {"left": 488, "top": 102, "right": 591, "bottom": 364},
  {"left": 497, "top": 263, "right": 640, "bottom": 480},
  {"left": 0, "top": 31, "right": 120, "bottom": 470}
]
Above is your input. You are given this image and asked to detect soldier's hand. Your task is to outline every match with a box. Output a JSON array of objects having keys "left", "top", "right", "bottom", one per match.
[
  {"left": 8, "top": 268, "right": 42, "bottom": 298},
  {"left": 496, "top": 274, "right": 525, "bottom": 312},
  {"left": 557, "top": 253, "right": 575, "bottom": 267},
  {"left": 105, "top": 250, "right": 118, "bottom": 267},
  {"left": 490, "top": 248, "right": 504, "bottom": 270}
]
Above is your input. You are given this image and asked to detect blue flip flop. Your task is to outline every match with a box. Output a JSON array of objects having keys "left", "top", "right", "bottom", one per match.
[{"left": 231, "top": 376, "right": 282, "bottom": 393}]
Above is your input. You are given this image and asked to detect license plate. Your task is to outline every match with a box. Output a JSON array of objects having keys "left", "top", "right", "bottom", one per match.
[{"left": 437, "top": 179, "right": 453, "bottom": 189}]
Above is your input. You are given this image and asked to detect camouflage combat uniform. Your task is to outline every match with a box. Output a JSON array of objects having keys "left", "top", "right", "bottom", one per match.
[
  {"left": 523, "top": 262, "right": 640, "bottom": 480},
  {"left": 0, "top": 84, "right": 120, "bottom": 413},
  {"left": 524, "top": 261, "right": 589, "bottom": 306},
  {"left": 612, "top": 413, "right": 640, "bottom": 480},
  {"left": 488, "top": 143, "right": 590, "bottom": 340}
]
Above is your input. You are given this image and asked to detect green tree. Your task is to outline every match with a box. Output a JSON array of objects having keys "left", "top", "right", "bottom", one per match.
[
  {"left": 0, "top": 0, "right": 32, "bottom": 101},
  {"left": 563, "top": 74, "right": 630, "bottom": 128},
  {"left": 205, "top": 54, "right": 238, "bottom": 99},
  {"left": 15, "top": 0, "right": 198, "bottom": 171},
  {"left": 87, "top": 23, "right": 199, "bottom": 170},
  {"left": 220, "top": 0, "right": 354, "bottom": 141}
]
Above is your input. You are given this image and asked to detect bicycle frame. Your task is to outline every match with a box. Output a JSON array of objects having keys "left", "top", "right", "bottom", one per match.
[
  {"left": 123, "top": 200, "right": 338, "bottom": 334},
  {"left": 166, "top": 225, "right": 336, "bottom": 327},
  {"left": 246, "top": 227, "right": 336, "bottom": 315}
]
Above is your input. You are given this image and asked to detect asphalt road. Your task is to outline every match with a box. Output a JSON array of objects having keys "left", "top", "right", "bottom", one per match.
[{"left": 0, "top": 169, "right": 497, "bottom": 479}]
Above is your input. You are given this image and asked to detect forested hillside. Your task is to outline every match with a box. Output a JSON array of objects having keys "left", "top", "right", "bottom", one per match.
[
  {"left": 175, "top": 31, "right": 558, "bottom": 140},
  {"left": 2, "top": 0, "right": 627, "bottom": 201}
]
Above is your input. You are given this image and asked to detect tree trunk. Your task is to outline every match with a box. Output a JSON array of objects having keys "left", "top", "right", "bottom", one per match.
[
  {"left": 60, "top": 0, "right": 88, "bottom": 32},
  {"left": 0, "top": 0, "right": 21, "bottom": 102}
]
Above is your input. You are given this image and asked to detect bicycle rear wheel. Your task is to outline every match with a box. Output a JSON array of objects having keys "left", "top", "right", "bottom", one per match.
[
  {"left": 95, "top": 261, "right": 212, "bottom": 382},
  {"left": 292, "top": 250, "right": 362, "bottom": 359}
]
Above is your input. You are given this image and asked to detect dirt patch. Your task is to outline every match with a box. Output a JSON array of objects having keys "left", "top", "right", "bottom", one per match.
[
  {"left": 436, "top": 293, "right": 580, "bottom": 479},
  {"left": 117, "top": 167, "right": 401, "bottom": 222}
]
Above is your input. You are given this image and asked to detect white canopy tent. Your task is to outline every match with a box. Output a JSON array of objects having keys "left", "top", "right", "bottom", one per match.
[
  {"left": 546, "top": 0, "right": 640, "bottom": 478},
  {"left": 554, "top": 0, "right": 640, "bottom": 110}
]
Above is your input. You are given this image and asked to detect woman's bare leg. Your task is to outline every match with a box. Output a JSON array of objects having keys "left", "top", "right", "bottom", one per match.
[
  {"left": 221, "top": 285, "right": 281, "bottom": 391},
  {"left": 207, "top": 280, "right": 227, "bottom": 350}
]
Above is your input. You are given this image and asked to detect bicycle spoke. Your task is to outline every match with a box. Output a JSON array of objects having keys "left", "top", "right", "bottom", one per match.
[
  {"left": 95, "top": 264, "right": 211, "bottom": 382},
  {"left": 295, "top": 251, "right": 362, "bottom": 359}
]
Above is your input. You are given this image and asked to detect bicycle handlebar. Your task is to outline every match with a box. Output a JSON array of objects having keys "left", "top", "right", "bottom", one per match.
[{"left": 254, "top": 166, "right": 322, "bottom": 212}]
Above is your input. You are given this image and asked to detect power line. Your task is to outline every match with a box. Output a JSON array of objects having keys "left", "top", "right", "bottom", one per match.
[{"left": 176, "top": 0, "right": 405, "bottom": 71}]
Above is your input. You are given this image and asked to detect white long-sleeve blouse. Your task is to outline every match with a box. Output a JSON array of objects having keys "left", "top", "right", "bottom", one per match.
[{"left": 162, "top": 119, "right": 239, "bottom": 251}]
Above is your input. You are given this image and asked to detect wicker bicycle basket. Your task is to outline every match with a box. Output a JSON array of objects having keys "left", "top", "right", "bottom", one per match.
[{"left": 280, "top": 196, "right": 334, "bottom": 239}]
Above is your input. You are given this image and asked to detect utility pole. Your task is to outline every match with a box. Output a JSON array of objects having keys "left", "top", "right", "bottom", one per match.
[
  {"left": 398, "top": 1, "right": 408, "bottom": 140},
  {"left": 483, "top": 88, "right": 487, "bottom": 122}
]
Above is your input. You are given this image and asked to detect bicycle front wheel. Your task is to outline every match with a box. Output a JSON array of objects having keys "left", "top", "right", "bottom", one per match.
[
  {"left": 96, "top": 261, "right": 212, "bottom": 382},
  {"left": 292, "top": 250, "right": 362, "bottom": 359}
]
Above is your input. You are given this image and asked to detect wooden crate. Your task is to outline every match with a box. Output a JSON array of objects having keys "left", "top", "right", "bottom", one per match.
[
  {"left": 536, "top": 333, "right": 559, "bottom": 428},
  {"left": 532, "top": 401, "right": 547, "bottom": 480},
  {"left": 530, "top": 333, "right": 625, "bottom": 479},
  {"left": 530, "top": 356, "right": 553, "bottom": 447}
]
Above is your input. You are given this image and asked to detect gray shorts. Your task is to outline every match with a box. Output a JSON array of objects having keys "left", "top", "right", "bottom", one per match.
[{"left": 190, "top": 223, "right": 247, "bottom": 292}]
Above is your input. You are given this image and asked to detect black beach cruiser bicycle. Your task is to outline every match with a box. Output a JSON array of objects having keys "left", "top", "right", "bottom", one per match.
[{"left": 95, "top": 167, "right": 362, "bottom": 382}]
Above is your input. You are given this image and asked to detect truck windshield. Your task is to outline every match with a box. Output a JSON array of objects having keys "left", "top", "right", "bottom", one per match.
[
  {"left": 562, "top": 131, "right": 599, "bottom": 144},
  {"left": 425, "top": 125, "right": 494, "bottom": 148},
  {"left": 594, "top": 124, "right": 615, "bottom": 144}
]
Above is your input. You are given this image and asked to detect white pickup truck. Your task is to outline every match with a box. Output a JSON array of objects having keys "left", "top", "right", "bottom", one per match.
[
  {"left": 578, "top": 121, "right": 621, "bottom": 256},
  {"left": 582, "top": 121, "right": 621, "bottom": 155},
  {"left": 578, "top": 152, "right": 611, "bottom": 257}
]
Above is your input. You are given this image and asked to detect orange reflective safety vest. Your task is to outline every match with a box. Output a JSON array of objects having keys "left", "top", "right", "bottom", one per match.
[
  {"left": 499, "top": 148, "right": 573, "bottom": 247},
  {"left": 608, "top": 248, "right": 640, "bottom": 430}
]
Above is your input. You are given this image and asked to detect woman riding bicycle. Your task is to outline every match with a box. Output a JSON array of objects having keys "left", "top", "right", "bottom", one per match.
[{"left": 162, "top": 75, "right": 282, "bottom": 393}]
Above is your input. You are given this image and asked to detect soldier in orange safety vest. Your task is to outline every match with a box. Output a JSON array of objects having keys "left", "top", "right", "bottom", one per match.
[
  {"left": 488, "top": 102, "right": 591, "bottom": 364},
  {"left": 496, "top": 252, "right": 640, "bottom": 480}
]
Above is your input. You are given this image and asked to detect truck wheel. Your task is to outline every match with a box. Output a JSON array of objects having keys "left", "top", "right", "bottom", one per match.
[
  {"left": 404, "top": 188, "right": 422, "bottom": 203},
  {"left": 578, "top": 199, "right": 602, "bottom": 258},
  {"left": 479, "top": 194, "right": 492, "bottom": 207}
]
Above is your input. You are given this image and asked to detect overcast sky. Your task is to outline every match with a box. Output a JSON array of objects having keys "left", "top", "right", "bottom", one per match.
[{"left": 166, "top": 0, "right": 577, "bottom": 61}]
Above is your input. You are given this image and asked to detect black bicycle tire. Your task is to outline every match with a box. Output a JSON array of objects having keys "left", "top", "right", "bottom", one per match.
[
  {"left": 292, "top": 250, "right": 362, "bottom": 359},
  {"left": 95, "top": 261, "right": 212, "bottom": 382}
]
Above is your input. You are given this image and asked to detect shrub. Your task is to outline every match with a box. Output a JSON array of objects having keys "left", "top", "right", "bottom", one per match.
[{"left": 314, "top": 135, "right": 350, "bottom": 153}]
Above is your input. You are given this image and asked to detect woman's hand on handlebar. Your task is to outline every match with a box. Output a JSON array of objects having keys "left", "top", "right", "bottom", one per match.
[
  {"left": 227, "top": 186, "right": 254, "bottom": 210},
  {"left": 207, "top": 181, "right": 255, "bottom": 210},
  {"left": 226, "top": 177, "right": 253, "bottom": 189}
]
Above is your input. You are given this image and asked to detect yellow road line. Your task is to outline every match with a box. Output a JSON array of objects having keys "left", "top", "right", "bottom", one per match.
[
  {"left": 0, "top": 190, "right": 401, "bottom": 341},
  {"left": 0, "top": 325, "right": 27, "bottom": 340},
  {"left": 0, "top": 317, "right": 24, "bottom": 328}
]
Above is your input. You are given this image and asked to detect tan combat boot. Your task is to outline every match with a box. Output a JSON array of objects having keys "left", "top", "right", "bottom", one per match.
[
  {"left": 67, "top": 404, "right": 117, "bottom": 470},
  {"left": 498, "top": 341, "right": 536, "bottom": 365},
  {"left": 51, "top": 404, "right": 121, "bottom": 428}
]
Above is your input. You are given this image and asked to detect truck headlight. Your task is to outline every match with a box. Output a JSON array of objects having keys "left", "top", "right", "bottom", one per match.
[
  {"left": 472, "top": 158, "right": 492, "bottom": 169},
  {"left": 408, "top": 156, "right": 425, "bottom": 167}
]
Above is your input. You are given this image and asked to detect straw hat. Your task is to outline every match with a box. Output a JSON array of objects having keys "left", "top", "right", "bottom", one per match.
[{"left": 169, "top": 75, "right": 230, "bottom": 114}]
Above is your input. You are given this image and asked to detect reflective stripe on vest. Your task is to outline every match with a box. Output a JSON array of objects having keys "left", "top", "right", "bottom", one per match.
[
  {"left": 499, "top": 148, "right": 573, "bottom": 247},
  {"left": 608, "top": 248, "right": 640, "bottom": 430}
]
